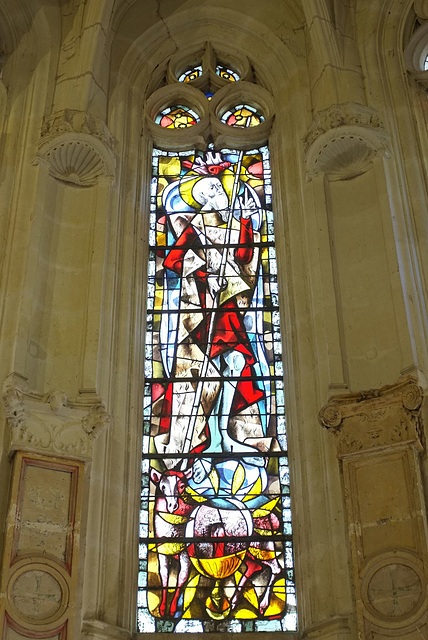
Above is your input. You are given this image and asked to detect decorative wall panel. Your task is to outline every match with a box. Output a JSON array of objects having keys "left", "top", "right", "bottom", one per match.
[{"left": 320, "top": 376, "right": 428, "bottom": 638}]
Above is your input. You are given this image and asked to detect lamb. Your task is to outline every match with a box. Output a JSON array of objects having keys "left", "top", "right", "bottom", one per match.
[{"left": 150, "top": 467, "right": 194, "bottom": 617}]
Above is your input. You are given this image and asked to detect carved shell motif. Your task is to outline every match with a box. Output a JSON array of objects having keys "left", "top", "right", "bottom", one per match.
[
  {"left": 40, "top": 137, "right": 114, "bottom": 187},
  {"left": 36, "top": 110, "right": 116, "bottom": 187}
]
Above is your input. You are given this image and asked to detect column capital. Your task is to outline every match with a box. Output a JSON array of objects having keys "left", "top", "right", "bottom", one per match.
[
  {"left": 2, "top": 372, "right": 110, "bottom": 460},
  {"left": 318, "top": 375, "right": 424, "bottom": 456}
]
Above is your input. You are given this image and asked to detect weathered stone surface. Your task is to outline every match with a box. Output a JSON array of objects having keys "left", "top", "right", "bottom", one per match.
[{"left": 10, "top": 570, "right": 63, "bottom": 621}]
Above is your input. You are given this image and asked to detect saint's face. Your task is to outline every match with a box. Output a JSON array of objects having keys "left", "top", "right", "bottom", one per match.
[{"left": 193, "top": 177, "right": 229, "bottom": 212}]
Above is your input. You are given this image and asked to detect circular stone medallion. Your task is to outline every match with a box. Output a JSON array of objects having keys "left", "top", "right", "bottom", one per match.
[
  {"left": 367, "top": 563, "right": 422, "bottom": 618},
  {"left": 10, "top": 569, "right": 63, "bottom": 622}
]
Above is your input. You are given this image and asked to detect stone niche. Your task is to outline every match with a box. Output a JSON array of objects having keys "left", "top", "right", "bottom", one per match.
[{"left": 319, "top": 375, "right": 428, "bottom": 639}]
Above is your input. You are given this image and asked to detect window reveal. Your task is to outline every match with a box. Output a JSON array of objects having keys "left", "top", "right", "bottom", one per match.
[{"left": 138, "top": 145, "right": 296, "bottom": 633}]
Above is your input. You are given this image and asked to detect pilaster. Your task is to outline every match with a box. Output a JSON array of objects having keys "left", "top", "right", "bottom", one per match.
[
  {"left": 0, "top": 373, "right": 110, "bottom": 640},
  {"left": 319, "top": 375, "right": 428, "bottom": 639}
]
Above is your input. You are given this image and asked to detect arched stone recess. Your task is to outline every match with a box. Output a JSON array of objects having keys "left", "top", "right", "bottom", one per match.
[
  {"left": 356, "top": 0, "right": 428, "bottom": 381},
  {"left": 80, "top": 5, "right": 354, "bottom": 640},
  {"left": 404, "top": 1, "right": 428, "bottom": 87}
]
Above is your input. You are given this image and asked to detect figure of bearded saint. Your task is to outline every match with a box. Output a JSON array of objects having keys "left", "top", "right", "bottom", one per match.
[{"left": 153, "top": 150, "right": 272, "bottom": 500}]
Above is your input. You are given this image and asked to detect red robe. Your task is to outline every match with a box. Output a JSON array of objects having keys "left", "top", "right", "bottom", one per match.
[{"left": 160, "top": 216, "right": 264, "bottom": 435}]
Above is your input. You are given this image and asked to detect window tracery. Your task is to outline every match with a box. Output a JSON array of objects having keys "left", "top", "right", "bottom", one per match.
[
  {"left": 404, "top": 5, "right": 428, "bottom": 88},
  {"left": 138, "top": 44, "right": 296, "bottom": 634}
]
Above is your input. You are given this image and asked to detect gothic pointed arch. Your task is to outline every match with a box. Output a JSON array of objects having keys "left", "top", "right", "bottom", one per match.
[
  {"left": 80, "top": 6, "right": 355, "bottom": 638},
  {"left": 135, "top": 41, "right": 296, "bottom": 633}
]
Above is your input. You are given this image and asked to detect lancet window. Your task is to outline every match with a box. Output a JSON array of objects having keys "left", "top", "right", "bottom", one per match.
[{"left": 138, "top": 45, "right": 297, "bottom": 634}]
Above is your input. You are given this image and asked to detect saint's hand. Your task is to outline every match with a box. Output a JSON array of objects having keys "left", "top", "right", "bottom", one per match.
[
  {"left": 239, "top": 190, "right": 257, "bottom": 219},
  {"left": 208, "top": 275, "right": 227, "bottom": 300}
]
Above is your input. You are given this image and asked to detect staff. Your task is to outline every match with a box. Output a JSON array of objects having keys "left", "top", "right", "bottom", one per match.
[{"left": 180, "top": 144, "right": 247, "bottom": 459}]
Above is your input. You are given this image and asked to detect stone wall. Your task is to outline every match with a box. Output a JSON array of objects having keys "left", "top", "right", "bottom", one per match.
[{"left": 0, "top": 1, "right": 427, "bottom": 639}]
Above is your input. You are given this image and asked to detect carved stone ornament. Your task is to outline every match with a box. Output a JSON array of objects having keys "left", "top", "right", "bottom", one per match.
[
  {"left": 318, "top": 375, "right": 424, "bottom": 456},
  {"left": 415, "top": 0, "right": 428, "bottom": 21},
  {"left": 6, "top": 559, "right": 70, "bottom": 630},
  {"left": 360, "top": 552, "right": 427, "bottom": 629},
  {"left": 2, "top": 372, "right": 110, "bottom": 460},
  {"left": 35, "top": 109, "right": 116, "bottom": 187},
  {"left": 304, "top": 102, "right": 390, "bottom": 181}
]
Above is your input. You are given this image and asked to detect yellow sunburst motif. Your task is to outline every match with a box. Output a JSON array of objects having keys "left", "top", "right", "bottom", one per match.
[
  {"left": 263, "top": 578, "right": 287, "bottom": 617},
  {"left": 252, "top": 497, "right": 280, "bottom": 517},
  {"left": 243, "top": 475, "right": 262, "bottom": 501},
  {"left": 231, "top": 463, "right": 245, "bottom": 495},
  {"left": 182, "top": 571, "right": 200, "bottom": 613}
]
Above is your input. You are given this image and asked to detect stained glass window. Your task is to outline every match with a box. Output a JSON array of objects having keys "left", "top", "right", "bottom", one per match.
[
  {"left": 138, "top": 143, "right": 296, "bottom": 633},
  {"left": 178, "top": 65, "right": 203, "bottom": 83},
  {"left": 216, "top": 64, "right": 240, "bottom": 82},
  {"left": 221, "top": 105, "right": 264, "bottom": 128},
  {"left": 155, "top": 106, "right": 199, "bottom": 129}
]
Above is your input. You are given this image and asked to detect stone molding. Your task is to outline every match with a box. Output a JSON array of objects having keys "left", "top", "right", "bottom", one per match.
[
  {"left": 404, "top": 20, "right": 428, "bottom": 89},
  {"left": 301, "top": 615, "right": 353, "bottom": 639},
  {"left": 2, "top": 372, "right": 110, "bottom": 460},
  {"left": 146, "top": 81, "right": 275, "bottom": 151},
  {"left": 35, "top": 109, "right": 116, "bottom": 187},
  {"left": 318, "top": 375, "right": 424, "bottom": 456},
  {"left": 415, "top": 0, "right": 428, "bottom": 20},
  {"left": 81, "top": 619, "right": 132, "bottom": 640},
  {"left": 304, "top": 102, "right": 390, "bottom": 181}
]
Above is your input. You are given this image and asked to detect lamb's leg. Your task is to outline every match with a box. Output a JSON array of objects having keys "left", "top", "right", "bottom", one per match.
[
  {"left": 158, "top": 553, "right": 169, "bottom": 616},
  {"left": 170, "top": 551, "right": 190, "bottom": 616},
  {"left": 231, "top": 556, "right": 262, "bottom": 609},
  {"left": 259, "top": 558, "right": 281, "bottom": 613}
]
